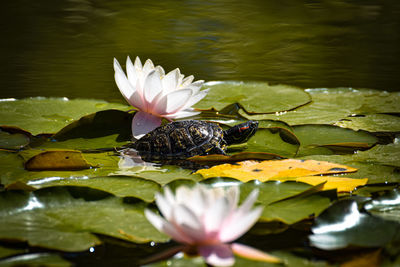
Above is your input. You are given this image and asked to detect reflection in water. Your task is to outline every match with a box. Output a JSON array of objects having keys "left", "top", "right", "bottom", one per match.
[{"left": 1, "top": 0, "right": 399, "bottom": 100}]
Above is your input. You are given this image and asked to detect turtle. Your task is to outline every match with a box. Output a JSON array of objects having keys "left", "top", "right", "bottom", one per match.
[{"left": 127, "top": 120, "right": 258, "bottom": 160}]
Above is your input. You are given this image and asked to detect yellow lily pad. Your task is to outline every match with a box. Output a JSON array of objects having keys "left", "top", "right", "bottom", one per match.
[
  {"left": 25, "top": 150, "right": 93, "bottom": 171},
  {"left": 195, "top": 159, "right": 357, "bottom": 182},
  {"left": 281, "top": 176, "right": 368, "bottom": 192}
]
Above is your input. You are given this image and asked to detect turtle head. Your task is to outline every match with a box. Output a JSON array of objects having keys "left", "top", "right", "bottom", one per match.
[{"left": 223, "top": 121, "right": 258, "bottom": 145}]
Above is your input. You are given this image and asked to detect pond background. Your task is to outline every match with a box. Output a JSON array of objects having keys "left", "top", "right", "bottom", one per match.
[{"left": 1, "top": 0, "right": 400, "bottom": 101}]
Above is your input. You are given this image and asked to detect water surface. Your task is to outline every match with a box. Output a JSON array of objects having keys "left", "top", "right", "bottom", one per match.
[{"left": 1, "top": 0, "right": 399, "bottom": 101}]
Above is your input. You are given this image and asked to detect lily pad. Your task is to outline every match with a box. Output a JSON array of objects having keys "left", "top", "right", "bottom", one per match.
[
  {"left": 364, "top": 188, "right": 400, "bottom": 223},
  {"left": 0, "top": 97, "right": 129, "bottom": 135},
  {"left": 261, "top": 192, "right": 332, "bottom": 224},
  {"left": 0, "top": 127, "right": 31, "bottom": 150},
  {"left": 23, "top": 176, "right": 161, "bottom": 202},
  {"left": 1, "top": 149, "right": 203, "bottom": 189},
  {"left": 195, "top": 81, "right": 311, "bottom": 113},
  {"left": 196, "top": 159, "right": 357, "bottom": 182},
  {"left": 0, "top": 253, "right": 72, "bottom": 267},
  {"left": 244, "top": 128, "right": 299, "bottom": 158},
  {"left": 0, "top": 246, "right": 25, "bottom": 259},
  {"left": 352, "top": 143, "right": 400, "bottom": 168},
  {"left": 239, "top": 88, "right": 400, "bottom": 125},
  {"left": 118, "top": 165, "right": 203, "bottom": 186},
  {"left": 239, "top": 88, "right": 360, "bottom": 125},
  {"left": 334, "top": 114, "right": 400, "bottom": 132},
  {"left": 25, "top": 150, "right": 93, "bottom": 171},
  {"left": 0, "top": 188, "right": 168, "bottom": 252},
  {"left": 299, "top": 153, "right": 400, "bottom": 183},
  {"left": 240, "top": 180, "right": 333, "bottom": 224},
  {"left": 309, "top": 199, "right": 400, "bottom": 250},
  {"left": 1, "top": 151, "right": 121, "bottom": 187},
  {"left": 280, "top": 176, "right": 368, "bottom": 193},
  {"left": 34, "top": 110, "right": 134, "bottom": 150},
  {"left": 355, "top": 90, "right": 400, "bottom": 114},
  {"left": 240, "top": 180, "right": 314, "bottom": 206},
  {"left": 293, "top": 124, "right": 377, "bottom": 156}
]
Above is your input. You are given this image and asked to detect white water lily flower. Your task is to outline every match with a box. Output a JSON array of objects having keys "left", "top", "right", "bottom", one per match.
[
  {"left": 145, "top": 184, "right": 281, "bottom": 266},
  {"left": 114, "top": 56, "right": 209, "bottom": 139}
]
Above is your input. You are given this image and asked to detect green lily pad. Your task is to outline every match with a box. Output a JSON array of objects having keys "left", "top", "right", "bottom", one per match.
[
  {"left": 195, "top": 81, "right": 311, "bottom": 113},
  {"left": 0, "top": 246, "right": 25, "bottom": 259},
  {"left": 293, "top": 124, "right": 377, "bottom": 156},
  {"left": 189, "top": 152, "right": 282, "bottom": 163},
  {"left": 355, "top": 90, "right": 400, "bottom": 114},
  {"left": 352, "top": 143, "right": 400, "bottom": 168},
  {"left": 257, "top": 120, "right": 294, "bottom": 133},
  {"left": 23, "top": 176, "right": 160, "bottom": 202},
  {"left": 351, "top": 183, "right": 399, "bottom": 197},
  {"left": 0, "top": 127, "right": 31, "bottom": 150},
  {"left": 239, "top": 88, "right": 400, "bottom": 125},
  {"left": 0, "top": 253, "right": 72, "bottom": 267},
  {"left": 118, "top": 165, "right": 203, "bottom": 186},
  {"left": 300, "top": 153, "right": 400, "bottom": 184},
  {"left": 1, "top": 149, "right": 203, "bottom": 189},
  {"left": 309, "top": 199, "right": 400, "bottom": 250},
  {"left": 239, "top": 88, "right": 359, "bottom": 124},
  {"left": 0, "top": 151, "right": 26, "bottom": 186},
  {"left": 0, "top": 98, "right": 129, "bottom": 135},
  {"left": 244, "top": 128, "right": 299, "bottom": 158},
  {"left": 1, "top": 150, "right": 120, "bottom": 187},
  {"left": 241, "top": 181, "right": 313, "bottom": 206},
  {"left": 334, "top": 114, "right": 400, "bottom": 132},
  {"left": 240, "top": 181, "right": 332, "bottom": 224},
  {"left": 35, "top": 110, "right": 134, "bottom": 150},
  {"left": 364, "top": 188, "right": 400, "bottom": 223},
  {"left": 0, "top": 188, "right": 168, "bottom": 252},
  {"left": 261, "top": 192, "right": 332, "bottom": 224}
]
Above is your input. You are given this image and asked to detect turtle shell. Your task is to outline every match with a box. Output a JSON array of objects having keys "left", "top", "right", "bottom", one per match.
[{"left": 131, "top": 120, "right": 226, "bottom": 160}]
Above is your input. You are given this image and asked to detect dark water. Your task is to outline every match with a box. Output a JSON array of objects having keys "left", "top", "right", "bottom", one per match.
[{"left": 1, "top": 0, "right": 400, "bottom": 102}]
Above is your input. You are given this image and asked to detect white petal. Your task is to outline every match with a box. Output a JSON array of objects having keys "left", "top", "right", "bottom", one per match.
[
  {"left": 114, "top": 58, "right": 135, "bottom": 101},
  {"left": 144, "top": 209, "right": 192, "bottom": 244},
  {"left": 226, "top": 186, "right": 240, "bottom": 210},
  {"left": 128, "top": 86, "right": 146, "bottom": 111},
  {"left": 187, "top": 80, "right": 204, "bottom": 94},
  {"left": 219, "top": 206, "right": 263, "bottom": 242},
  {"left": 144, "top": 209, "right": 164, "bottom": 231},
  {"left": 181, "top": 75, "right": 194, "bottom": 87},
  {"left": 231, "top": 243, "right": 281, "bottom": 263},
  {"left": 132, "top": 111, "right": 162, "bottom": 139},
  {"left": 175, "top": 186, "right": 192, "bottom": 203},
  {"left": 163, "top": 110, "right": 200, "bottom": 119},
  {"left": 126, "top": 56, "right": 137, "bottom": 86},
  {"left": 143, "top": 59, "right": 155, "bottom": 74},
  {"left": 155, "top": 66, "right": 165, "bottom": 77},
  {"left": 134, "top": 56, "right": 143, "bottom": 69},
  {"left": 198, "top": 244, "right": 235, "bottom": 267},
  {"left": 163, "top": 187, "right": 176, "bottom": 205},
  {"left": 155, "top": 192, "right": 173, "bottom": 220},
  {"left": 184, "top": 185, "right": 207, "bottom": 218},
  {"left": 162, "top": 68, "right": 180, "bottom": 94},
  {"left": 143, "top": 70, "right": 163, "bottom": 104},
  {"left": 173, "top": 204, "right": 202, "bottom": 230},
  {"left": 182, "top": 89, "right": 209, "bottom": 110},
  {"left": 204, "top": 197, "right": 230, "bottom": 233},
  {"left": 157, "top": 89, "right": 193, "bottom": 115}
]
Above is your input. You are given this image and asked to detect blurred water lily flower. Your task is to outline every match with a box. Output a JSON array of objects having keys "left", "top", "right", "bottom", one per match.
[
  {"left": 114, "top": 56, "right": 209, "bottom": 139},
  {"left": 145, "top": 184, "right": 281, "bottom": 266}
]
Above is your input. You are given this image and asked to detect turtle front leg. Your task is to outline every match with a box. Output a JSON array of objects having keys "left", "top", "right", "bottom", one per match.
[{"left": 209, "top": 146, "right": 226, "bottom": 155}]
